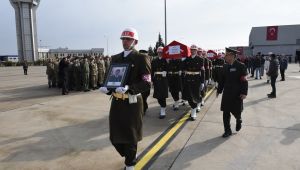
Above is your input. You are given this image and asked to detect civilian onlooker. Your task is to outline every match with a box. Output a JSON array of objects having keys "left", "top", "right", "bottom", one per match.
[
  {"left": 254, "top": 55, "right": 261, "bottom": 79},
  {"left": 260, "top": 55, "right": 265, "bottom": 77},
  {"left": 264, "top": 53, "right": 271, "bottom": 83}
]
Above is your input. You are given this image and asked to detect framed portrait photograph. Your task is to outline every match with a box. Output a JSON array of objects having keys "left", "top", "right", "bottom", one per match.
[{"left": 104, "top": 63, "right": 130, "bottom": 90}]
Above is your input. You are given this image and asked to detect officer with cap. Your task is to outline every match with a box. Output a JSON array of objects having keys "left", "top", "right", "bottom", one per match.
[
  {"left": 99, "top": 28, "right": 151, "bottom": 170},
  {"left": 217, "top": 48, "right": 248, "bottom": 137},
  {"left": 151, "top": 46, "right": 169, "bottom": 119},
  {"left": 182, "top": 45, "right": 205, "bottom": 121}
]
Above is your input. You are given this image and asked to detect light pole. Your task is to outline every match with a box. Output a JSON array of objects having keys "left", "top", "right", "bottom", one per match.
[
  {"left": 164, "top": 0, "right": 167, "bottom": 45},
  {"left": 104, "top": 35, "right": 109, "bottom": 56}
]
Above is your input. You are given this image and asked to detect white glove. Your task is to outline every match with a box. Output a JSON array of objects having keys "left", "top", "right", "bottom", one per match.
[
  {"left": 162, "top": 71, "right": 167, "bottom": 77},
  {"left": 178, "top": 71, "right": 182, "bottom": 76},
  {"left": 99, "top": 87, "right": 109, "bottom": 94},
  {"left": 115, "top": 85, "right": 129, "bottom": 94},
  {"left": 181, "top": 58, "right": 186, "bottom": 61},
  {"left": 200, "top": 83, "right": 205, "bottom": 91}
]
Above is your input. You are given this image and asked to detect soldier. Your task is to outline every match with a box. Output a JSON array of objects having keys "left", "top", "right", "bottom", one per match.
[
  {"left": 182, "top": 45, "right": 205, "bottom": 121},
  {"left": 58, "top": 57, "right": 70, "bottom": 95},
  {"left": 99, "top": 28, "right": 151, "bottom": 170},
  {"left": 96, "top": 56, "right": 106, "bottom": 87},
  {"left": 81, "top": 57, "right": 90, "bottom": 92},
  {"left": 214, "top": 54, "right": 225, "bottom": 88},
  {"left": 73, "top": 58, "right": 82, "bottom": 91},
  {"left": 53, "top": 58, "right": 59, "bottom": 88},
  {"left": 167, "top": 58, "right": 183, "bottom": 110},
  {"left": 217, "top": 48, "right": 248, "bottom": 138},
  {"left": 139, "top": 49, "right": 151, "bottom": 114},
  {"left": 151, "top": 47, "right": 169, "bottom": 119},
  {"left": 202, "top": 50, "right": 210, "bottom": 97},
  {"left": 46, "top": 59, "right": 55, "bottom": 88},
  {"left": 90, "top": 57, "right": 98, "bottom": 90}
]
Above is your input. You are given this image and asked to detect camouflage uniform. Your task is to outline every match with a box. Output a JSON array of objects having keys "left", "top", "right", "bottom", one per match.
[
  {"left": 89, "top": 59, "right": 98, "bottom": 89},
  {"left": 46, "top": 60, "right": 55, "bottom": 88}
]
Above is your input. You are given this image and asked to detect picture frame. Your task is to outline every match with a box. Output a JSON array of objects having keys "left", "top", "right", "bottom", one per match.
[{"left": 103, "top": 63, "right": 130, "bottom": 90}]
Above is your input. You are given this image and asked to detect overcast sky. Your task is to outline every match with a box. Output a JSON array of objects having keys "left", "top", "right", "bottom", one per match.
[{"left": 1, "top": 0, "right": 299, "bottom": 55}]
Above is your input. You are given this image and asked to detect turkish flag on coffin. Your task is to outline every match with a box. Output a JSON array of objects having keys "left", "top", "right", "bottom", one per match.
[
  {"left": 266, "top": 26, "right": 278, "bottom": 41},
  {"left": 162, "top": 40, "right": 191, "bottom": 59}
]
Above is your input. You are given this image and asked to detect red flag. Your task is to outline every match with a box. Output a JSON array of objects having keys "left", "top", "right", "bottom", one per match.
[{"left": 266, "top": 26, "right": 278, "bottom": 41}]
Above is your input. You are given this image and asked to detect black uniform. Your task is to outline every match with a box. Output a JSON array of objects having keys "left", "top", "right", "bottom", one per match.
[
  {"left": 213, "top": 58, "right": 225, "bottom": 85},
  {"left": 23, "top": 61, "right": 28, "bottom": 75},
  {"left": 167, "top": 59, "right": 183, "bottom": 102},
  {"left": 182, "top": 56, "right": 205, "bottom": 108},
  {"left": 217, "top": 60, "right": 248, "bottom": 134},
  {"left": 151, "top": 57, "right": 169, "bottom": 107},
  {"left": 107, "top": 49, "right": 151, "bottom": 167}
]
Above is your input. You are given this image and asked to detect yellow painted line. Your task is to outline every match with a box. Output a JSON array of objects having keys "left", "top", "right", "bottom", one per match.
[{"left": 135, "top": 88, "right": 215, "bottom": 170}]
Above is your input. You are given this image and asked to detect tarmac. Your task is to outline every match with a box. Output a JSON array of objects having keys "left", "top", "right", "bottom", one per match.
[{"left": 0, "top": 64, "right": 300, "bottom": 170}]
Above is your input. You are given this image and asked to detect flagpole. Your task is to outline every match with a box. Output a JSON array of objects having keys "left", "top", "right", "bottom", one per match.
[{"left": 164, "top": 0, "right": 167, "bottom": 45}]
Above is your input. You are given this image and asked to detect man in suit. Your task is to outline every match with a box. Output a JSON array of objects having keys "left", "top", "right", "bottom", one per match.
[
  {"left": 99, "top": 28, "right": 151, "bottom": 170},
  {"left": 217, "top": 48, "right": 248, "bottom": 138}
]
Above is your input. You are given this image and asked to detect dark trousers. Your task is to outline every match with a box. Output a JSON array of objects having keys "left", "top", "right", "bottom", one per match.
[
  {"left": 170, "top": 90, "right": 180, "bottom": 101},
  {"left": 223, "top": 111, "right": 241, "bottom": 132},
  {"left": 157, "top": 98, "right": 167, "bottom": 107},
  {"left": 23, "top": 69, "right": 28, "bottom": 75},
  {"left": 188, "top": 100, "right": 197, "bottom": 109},
  {"left": 62, "top": 77, "right": 69, "bottom": 95},
  {"left": 142, "top": 90, "right": 150, "bottom": 112},
  {"left": 112, "top": 143, "right": 137, "bottom": 166},
  {"left": 280, "top": 69, "right": 285, "bottom": 80},
  {"left": 270, "top": 75, "right": 278, "bottom": 96}
]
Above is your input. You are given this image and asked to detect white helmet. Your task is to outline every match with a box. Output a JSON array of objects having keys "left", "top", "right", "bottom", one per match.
[
  {"left": 190, "top": 44, "right": 198, "bottom": 50},
  {"left": 157, "top": 46, "right": 164, "bottom": 53},
  {"left": 120, "top": 28, "right": 139, "bottom": 40}
]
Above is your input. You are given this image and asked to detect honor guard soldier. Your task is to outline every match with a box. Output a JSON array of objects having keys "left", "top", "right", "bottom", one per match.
[
  {"left": 202, "top": 50, "right": 210, "bottom": 96},
  {"left": 151, "top": 47, "right": 169, "bottom": 119},
  {"left": 167, "top": 57, "right": 183, "bottom": 110},
  {"left": 99, "top": 28, "right": 151, "bottom": 170},
  {"left": 182, "top": 45, "right": 205, "bottom": 121},
  {"left": 214, "top": 54, "right": 225, "bottom": 88},
  {"left": 217, "top": 48, "right": 248, "bottom": 138},
  {"left": 197, "top": 48, "right": 206, "bottom": 106},
  {"left": 139, "top": 49, "right": 151, "bottom": 114}
]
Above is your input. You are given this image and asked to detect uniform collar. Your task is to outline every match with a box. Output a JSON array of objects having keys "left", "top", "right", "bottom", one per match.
[{"left": 123, "top": 50, "right": 132, "bottom": 57}]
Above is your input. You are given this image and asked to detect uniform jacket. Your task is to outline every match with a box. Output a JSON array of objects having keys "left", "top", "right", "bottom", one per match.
[
  {"left": 181, "top": 56, "right": 205, "bottom": 103},
  {"left": 217, "top": 60, "right": 248, "bottom": 113},
  {"left": 167, "top": 59, "right": 183, "bottom": 93},
  {"left": 108, "top": 49, "right": 151, "bottom": 144},
  {"left": 268, "top": 58, "right": 279, "bottom": 77},
  {"left": 151, "top": 57, "right": 168, "bottom": 99}
]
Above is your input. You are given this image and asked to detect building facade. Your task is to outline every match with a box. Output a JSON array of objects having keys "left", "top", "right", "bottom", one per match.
[
  {"left": 249, "top": 24, "right": 300, "bottom": 61},
  {"left": 37, "top": 47, "right": 104, "bottom": 60}
]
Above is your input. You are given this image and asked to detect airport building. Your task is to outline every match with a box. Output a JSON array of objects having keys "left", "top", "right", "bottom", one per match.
[{"left": 249, "top": 24, "right": 300, "bottom": 61}]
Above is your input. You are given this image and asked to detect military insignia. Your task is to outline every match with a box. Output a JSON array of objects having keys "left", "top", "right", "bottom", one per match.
[{"left": 230, "top": 68, "right": 236, "bottom": 72}]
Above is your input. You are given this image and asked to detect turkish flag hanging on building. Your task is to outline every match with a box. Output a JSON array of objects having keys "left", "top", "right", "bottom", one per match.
[{"left": 266, "top": 26, "right": 278, "bottom": 41}]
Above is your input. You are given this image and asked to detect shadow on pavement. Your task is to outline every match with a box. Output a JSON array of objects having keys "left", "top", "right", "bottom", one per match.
[
  {"left": 155, "top": 136, "right": 229, "bottom": 169},
  {"left": 244, "top": 97, "right": 270, "bottom": 107},
  {"left": 280, "top": 123, "right": 300, "bottom": 145}
]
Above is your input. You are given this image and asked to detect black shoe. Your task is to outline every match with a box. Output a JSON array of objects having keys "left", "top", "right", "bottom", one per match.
[
  {"left": 268, "top": 94, "right": 276, "bottom": 98},
  {"left": 189, "top": 117, "right": 196, "bottom": 121},
  {"left": 159, "top": 115, "right": 166, "bottom": 119},
  {"left": 196, "top": 109, "right": 200, "bottom": 113},
  {"left": 222, "top": 130, "right": 232, "bottom": 138},
  {"left": 236, "top": 120, "right": 242, "bottom": 131}
]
